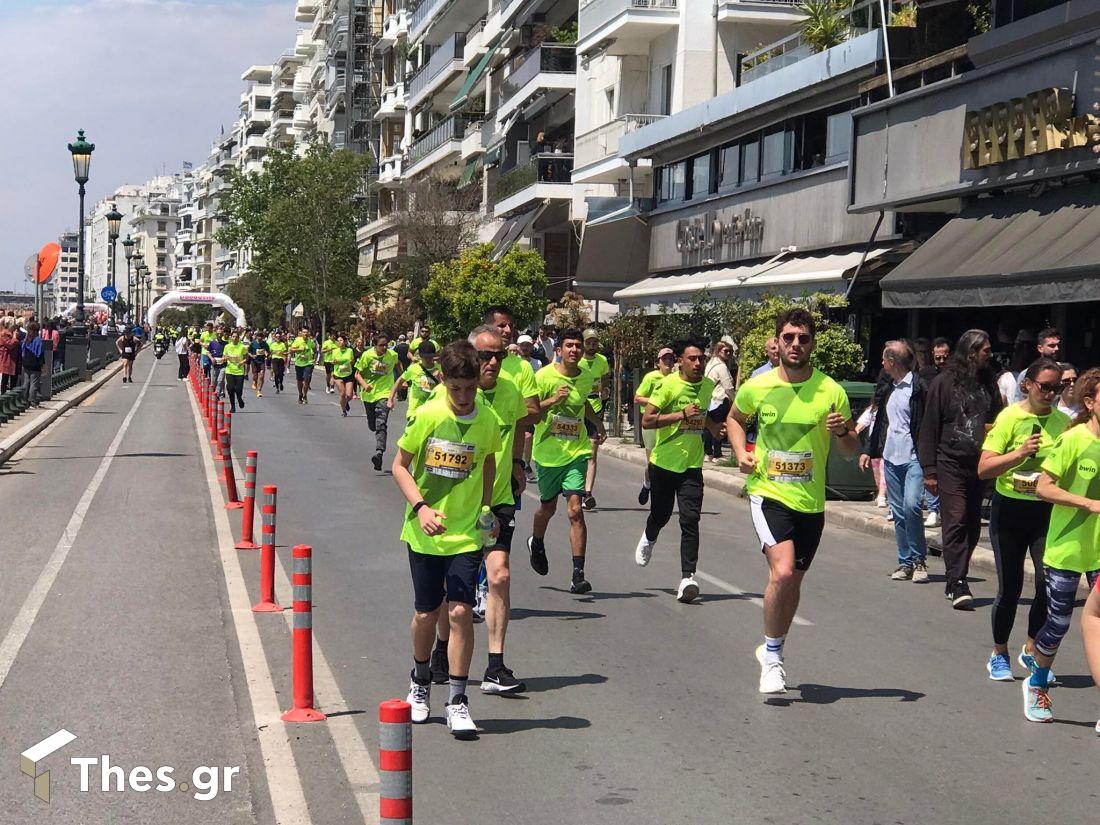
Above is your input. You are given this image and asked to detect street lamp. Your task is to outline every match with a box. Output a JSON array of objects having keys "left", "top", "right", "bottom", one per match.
[
  {"left": 121, "top": 235, "right": 134, "bottom": 322},
  {"left": 137, "top": 263, "right": 150, "bottom": 326},
  {"left": 131, "top": 250, "right": 144, "bottom": 325},
  {"left": 68, "top": 129, "right": 95, "bottom": 333},
  {"left": 105, "top": 203, "right": 122, "bottom": 324}
]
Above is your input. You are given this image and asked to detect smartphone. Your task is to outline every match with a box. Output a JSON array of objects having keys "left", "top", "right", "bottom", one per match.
[{"left": 1031, "top": 424, "right": 1041, "bottom": 436}]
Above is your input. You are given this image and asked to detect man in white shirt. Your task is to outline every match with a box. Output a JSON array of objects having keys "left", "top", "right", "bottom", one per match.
[{"left": 750, "top": 337, "right": 779, "bottom": 379}]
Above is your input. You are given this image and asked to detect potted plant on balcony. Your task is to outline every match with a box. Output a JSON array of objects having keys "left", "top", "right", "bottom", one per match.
[
  {"left": 799, "top": 0, "right": 849, "bottom": 53},
  {"left": 550, "top": 20, "right": 578, "bottom": 45}
]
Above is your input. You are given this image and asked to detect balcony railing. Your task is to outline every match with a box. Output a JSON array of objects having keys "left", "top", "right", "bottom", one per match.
[
  {"left": 739, "top": 0, "right": 878, "bottom": 85},
  {"left": 493, "top": 153, "right": 574, "bottom": 204},
  {"left": 407, "top": 114, "right": 470, "bottom": 166},
  {"left": 579, "top": 0, "right": 678, "bottom": 38},
  {"left": 409, "top": 0, "right": 445, "bottom": 39},
  {"left": 498, "top": 44, "right": 576, "bottom": 106},
  {"left": 408, "top": 31, "right": 466, "bottom": 102},
  {"left": 574, "top": 113, "right": 667, "bottom": 168}
]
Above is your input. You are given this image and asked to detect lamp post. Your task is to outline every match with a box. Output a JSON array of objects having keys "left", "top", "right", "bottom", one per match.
[
  {"left": 137, "top": 263, "right": 150, "bottom": 326},
  {"left": 105, "top": 203, "right": 122, "bottom": 325},
  {"left": 121, "top": 235, "right": 134, "bottom": 323},
  {"left": 68, "top": 129, "right": 95, "bottom": 334},
  {"left": 131, "top": 251, "right": 144, "bottom": 326}
]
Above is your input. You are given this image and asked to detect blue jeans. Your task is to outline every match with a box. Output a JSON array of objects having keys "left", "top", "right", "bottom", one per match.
[
  {"left": 922, "top": 487, "right": 940, "bottom": 514},
  {"left": 884, "top": 459, "right": 927, "bottom": 566}
]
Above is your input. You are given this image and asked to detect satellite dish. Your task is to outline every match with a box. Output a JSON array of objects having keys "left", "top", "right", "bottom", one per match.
[{"left": 24, "top": 254, "right": 38, "bottom": 282}]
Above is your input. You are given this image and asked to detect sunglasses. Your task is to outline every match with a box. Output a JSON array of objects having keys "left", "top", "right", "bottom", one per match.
[
  {"left": 477, "top": 349, "right": 506, "bottom": 363},
  {"left": 1062, "top": 377, "right": 1077, "bottom": 385},
  {"left": 780, "top": 332, "right": 812, "bottom": 345},
  {"left": 1033, "top": 381, "right": 1061, "bottom": 394}
]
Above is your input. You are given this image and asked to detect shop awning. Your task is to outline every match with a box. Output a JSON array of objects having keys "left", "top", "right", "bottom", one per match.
[
  {"left": 491, "top": 201, "right": 547, "bottom": 261},
  {"left": 613, "top": 247, "right": 894, "bottom": 308},
  {"left": 574, "top": 212, "right": 651, "bottom": 300},
  {"left": 450, "top": 34, "right": 504, "bottom": 113},
  {"left": 880, "top": 188, "right": 1100, "bottom": 308}
]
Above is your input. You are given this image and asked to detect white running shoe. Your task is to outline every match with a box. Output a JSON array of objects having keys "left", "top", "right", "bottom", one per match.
[
  {"left": 472, "top": 582, "right": 488, "bottom": 622},
  {"left": 676, "top": 576, "right": 699, "bottom": 603},
  {"left": 924, "top": 511, "right": 940, "bottom": 528},
  {"left": 634, "top": 532, "right": 654, "bottom": 567},
  {"left": 755, "top": 644, "right": 787, "bottom": 694},
  {"left": 875, "top": 494, "right": 887, "bottom": 508},
  {"left": 406, "top": 680, "right": 430, "bottom": 723},
  {"left": 445, "top": 698, "right": 478, "bottom": 740}
]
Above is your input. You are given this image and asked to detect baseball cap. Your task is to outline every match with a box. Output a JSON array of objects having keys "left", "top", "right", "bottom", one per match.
[
  {"left": 517, "top": 334, "right": 533, "bottom": 345},
  {"left": 583, "top": 327, "right": 599, "bottom": 340},
  {"left": 657, "top": 347, "right": 674, "bottom": 359}
]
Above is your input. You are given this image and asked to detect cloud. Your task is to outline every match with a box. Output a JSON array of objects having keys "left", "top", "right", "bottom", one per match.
[{"left": 0, "top": 1, "right": 296, "bottom": 293}]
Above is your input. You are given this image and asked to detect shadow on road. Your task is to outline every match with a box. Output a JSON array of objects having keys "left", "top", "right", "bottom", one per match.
[
  {"left": 767, "top": 683, "right": 926, "bottom": 705},
  {"left": 520, "top": 673, "right": 608, "bottom": 694},
  {"left": 648, "top": 587, "right": 763, "bottom": 604},
  {"left": 541, "top": 587, "right": 658, "bottom": 603},
  {"left": 478, "top": 715, "right": 591, "bottom": 734},
  {"left": 510, "top": 606, "right": 606, "bottom": 621}
]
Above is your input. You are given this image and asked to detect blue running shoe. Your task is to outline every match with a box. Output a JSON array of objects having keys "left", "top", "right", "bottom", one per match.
[
  {"left": 1022, "top": 680, "right": 1053, "bottom": 723},
  {"left": 1018, "top": 646, "right": 1057, "bottom": 686},
  {"left": 987, "top": 653, "right": 1013, "bottom": 681}
]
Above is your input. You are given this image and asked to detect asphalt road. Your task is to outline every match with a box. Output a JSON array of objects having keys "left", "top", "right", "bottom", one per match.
[{"left": 2, "top": 354, "right": 1099, "bottom": 824}]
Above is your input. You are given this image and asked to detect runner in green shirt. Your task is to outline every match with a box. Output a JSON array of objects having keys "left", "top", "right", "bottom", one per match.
[
  {"left": 637, "top": 339, "right": 721, "bottom": 603},
  {"left": 389, "top": 340, "right": 441, "bottom": 419},
  {"left": 268, "top": 331, "right": 288, "bottom": 394},
  {"left": 330, "top": 333, "right": 356, "bottom": 417},
  {"left": 527, "top": 328, "right": 605, "bottom": 595},
  {"left": 355, "top": 332, "right": 400, "bottom": 471},
  {"left": 199, "top": 323, "right": 215, "bottom": 378},
  {"left": 222, "top": 330, "right": 250, "bottom": 413},
  {"left": 408, "top": 326, "right": 440, "bottom": 357},
  {"left": 579, "top": 328, "right": 610, "bottom": 511},
  {"left": 321, "top": 332, "right": 338, "bottom": 395},
  {"left": 484, "top": 305, "right": 540, "bottom": 487},
  {"left": 1026, "top": 367, "right": 1100, "bottom": 723},
  {"left": 728, "top": 308, "right": 857, "bottom": 695},
  {"left": 634, "top": 347, "right": 677, "bottom": 505},
  {"left": 288, "top": 329, "right": 315, "bottom": 404},
  {"left": 392, "top": 341, "right": 501, "bottom": 739}
]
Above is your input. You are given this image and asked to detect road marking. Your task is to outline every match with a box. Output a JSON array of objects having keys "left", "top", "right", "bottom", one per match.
[
  {"left": 0, "top": 363, "right": 154, "bottom": 691},
  {"left": 184, "top": 376, "right": 312, "bottom": 824},
  {"left": 695, "top": 570, "right": 813, "bottom": 626}
]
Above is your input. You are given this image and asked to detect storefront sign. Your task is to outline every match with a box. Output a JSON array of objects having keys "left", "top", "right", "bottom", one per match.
[
  {"left": 675, "top": 208, "right": 765, "bottom": 257},
  {"left": 963, "top": 87, "right": 1100, "bottom": 169}
]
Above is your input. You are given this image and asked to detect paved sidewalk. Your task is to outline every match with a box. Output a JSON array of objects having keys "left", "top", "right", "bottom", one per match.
[{"left": 600, "top": 437, "right": 1018, "bottom": 579}]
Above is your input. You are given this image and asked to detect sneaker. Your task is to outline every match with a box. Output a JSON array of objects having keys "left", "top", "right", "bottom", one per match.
[
  {"left": 445, "top": 696, "right": 478, "bottom": 740},
  {"left": 406, "top": 679, "right": 430, "bottom": 723},
  {"left": 341, "top": 409, "right": 348, "bottom": 417},
  {"left": 371, "top": 452, "right": 383, "bottom": 472},
  {"left": 676, "top": 576, "right": 700, "bottom": 603},
  {"left": 924, "top": 511, "right": 940, "bottom": 528},
  {"left": 570, "top": 569, "right": 592, "bottom": 594},
  {"left": 912, "top": 561, "right": 929, "bottom": 583},
  {"left": 1022, "top": 680, "right": 1053, "bottom": 723},
  {"left": 987, "top": 652, "right": 1013, "bottom": 681},
  {"left": 638, "top": 485, "right": 650, "bottom": 505},
  {"left": 891, "top": 565, "right": 914, "bottom": 581},
  {"left": 257, "top": 391, "right": 263, "bottom": 397},
  {"left": 1018, "top": 646, "right": 1057, "bottom": 686},
  {"left": 481, "top": 665, "right": 526, "bottom": 694},
  {"left": 582, "top": 494, "right": 597, "bottom": 511},
  {"left": 239, "top": 398, "right": 245, "bottom": 410},
  {"left": 886, "top": 510, "right": 894, "bottom": 522},
  {"left": 950, "top": 581, "right": 974, "bottom": 610},
  {"left": 527, "top": 536, "right": 548, "bottom": 576},
  {"left": 876, "top": 494, "right": 887, "bottom": 508},
  {"left": 472, "top": 582, "right": 488, "bottom": 623},
  {"left": 429, "top": 647, "right": 449, "bottom": 685},
  {"left": 755, "top": 644, "right": 787, "bottom": 694},
  {"left": 524, "top": 467, "right": 537, "bottom": 484},
  {"left": 634, "top": 532, "right": 654, "bottom": 567}
]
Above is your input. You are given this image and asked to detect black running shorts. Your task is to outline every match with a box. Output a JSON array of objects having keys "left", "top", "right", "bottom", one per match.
[
  {"left": 749, "top": 495, "right": 825, "bottom": 571},
  {"left": 407, "top": 547, "right": 482, "bottom": 613}
]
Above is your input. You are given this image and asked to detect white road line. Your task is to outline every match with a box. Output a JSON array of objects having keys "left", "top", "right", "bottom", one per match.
[
  {"left": 0, "top": 363, "right": 155, "bottom": 691},
  {"left": 185, "top": 379, "right": 313, "bottom": 824},
  {"left": 694, "top": 571, "right": 813, "bottom": 626}
]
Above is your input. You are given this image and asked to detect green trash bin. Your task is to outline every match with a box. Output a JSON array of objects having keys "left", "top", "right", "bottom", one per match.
[{"left": 825, "top": 380, "right": 878, "bottom": 501}]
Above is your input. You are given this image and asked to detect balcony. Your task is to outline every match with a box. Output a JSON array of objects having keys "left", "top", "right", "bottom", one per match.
[
  {"left": 497, "top": 44, "right": 576, "bottom": 120},
  {"left": 406, "top": 114, "right": 472, "bottom": 175},
  {"left": 328, "top": 14, "right": 349, "bottom": 51},
  {"left": 492, "top": 153, "right": 574, "bottom": 216},
  {"left": 407, "top": 32, "right": 466, "bottom": 109},
  {"left": 380, "top": 6, "right": 410, "bottom": 47},
  {"left": 378, "top": 153, "right": 405, "bottom": 184},
  {"left": 718, "top": 0, "right": 803, "bottom": 23},
  {"left": 376, "top": 82, "right": 408, "bottom": 120},
  {"left": 293, "top": 105, "right": 311, "bottom": 128},
  {"left": 293, "top": 66, "right": 312, "bottom": 101},
  {"left": 243, "top": 134, "right": 268, "bottom": 152},
  {"left": 295, "top": 28, "right": 318, "bottom": 58},
  {"left": 462, "top": 118, "right": 485, "bottom": 159},
  {"left": 578, "top": 0, "right": 679, "bottom": 55},
  {"left": 295, "top": 0, "right": 319, "bottom": 23},
  {"left": 410, "top": 0, "right": 484, "bottom": 46},
  {"left": 574, "top": 113, "right": 666, "bottom": 180}
]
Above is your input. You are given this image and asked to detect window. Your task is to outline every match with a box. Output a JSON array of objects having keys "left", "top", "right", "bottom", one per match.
[
  {"left": 657, "top": 160, "right": 687, "bottom": 203},
  {"left": 604, "top": 88, "right": 615, "bottom": 121},
  {"left": 741, "top": 137, "right": 760, "bottom": 184},
  {"left": 718, "top": 143, "right": 740, "bottom": 190},
  {"left": 158, "top": 221, "right": 167, "bottom": 231},
  {"left": 825, "top": 110, "right": 853, "bottom": 162},
  {"left": 762, "top": 127, "right": 794, "bottom": 179},
  {"left": 689, "top": 152, "right": 712, "bottom": 199},
  {"left": 158, "top": 239, "right": 167, "bottom": 249},
  {"left": 659, "top": 65, "right": 673, "bottom": 116}
]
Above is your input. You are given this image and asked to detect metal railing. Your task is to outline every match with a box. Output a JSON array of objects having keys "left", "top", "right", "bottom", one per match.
[
  {"left": 579, "top": 0, "right": 678, "bottom": 38},
  {"left": 493, "top": 153, "right": 574, "bottom": 204},
  {"left": 409, "top": 0, "right": 445, "bottom": 39},
  {"left": 498, "top": 44, "right": 576, "bottom": 106},
  {"left": 408, "top": 31, "right": 466, "bottom": 102},
  {"left": 574, "top": 113, "right": 667, "bottom": 167},
  {"left": 407, "top": 114, "right": 469, "bottom": 166}
]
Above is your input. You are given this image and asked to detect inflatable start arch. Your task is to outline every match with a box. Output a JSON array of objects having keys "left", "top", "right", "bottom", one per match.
[{"left": 147, "top": 291, "right": 247, "bottom": 329}]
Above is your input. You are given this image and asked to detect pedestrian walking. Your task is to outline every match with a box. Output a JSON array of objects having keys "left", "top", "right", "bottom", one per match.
[
  {"left": 175, "top": 330, "right": 191, "bottom": 381},
  {"left": 18, "top": 323, "right": 44, "bottom": 408},
  {"left": 704, "top": 337, "right": 736, "bottom": 462},
  {"left": 115, "top": 328, "right": 141, "bottom": 384}
]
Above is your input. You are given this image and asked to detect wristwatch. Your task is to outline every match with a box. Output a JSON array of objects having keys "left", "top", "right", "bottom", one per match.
[{"left": 412, "top": 500, "right": 428, "bottom": 514}]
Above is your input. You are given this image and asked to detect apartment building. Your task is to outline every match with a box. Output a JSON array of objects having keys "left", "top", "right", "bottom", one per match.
[
  {"left": 269, "top": 50, "right": 304, "bottom": 151},
  {"left": 240, "top": 65, "right": 275, "bottom": 174},
  {"left": 47, "top": 231, "right": 81, "bottom": 316},
  {"left": 129, "top": 188, "right": 181, "bottom": 307}
]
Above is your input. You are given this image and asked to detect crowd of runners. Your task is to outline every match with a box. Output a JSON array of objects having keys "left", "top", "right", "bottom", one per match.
[{"left": 158, "top": 307, "right": 1100, "bottom": 740}]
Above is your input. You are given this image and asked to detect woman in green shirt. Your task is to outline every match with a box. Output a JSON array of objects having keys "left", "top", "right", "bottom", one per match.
[
  {"left": 222, "top": 329, "right": 251, "bottom": 413},
  {"left": 330, "top": 333, "right": 356, "bottom": 417}
]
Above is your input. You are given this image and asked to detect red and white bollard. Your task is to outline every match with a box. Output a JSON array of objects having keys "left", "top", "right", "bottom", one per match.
[
  {"left": 225, "top": 411, "right": 233, "bottom": 447},
  {"left": 235, "top": 451, "right": 260, "bottom": 550},
  {"left": 219, "top": 429, "right": 244, "bottom": 510},
  {"left": 252, "top": 485, "right": 283, "bottom": 613},
  {"left": 281, "top": 545, "right": 325, "bottom": 722},
  {"left": 379, "top": 700, "right": 412, "bottom": 824}
]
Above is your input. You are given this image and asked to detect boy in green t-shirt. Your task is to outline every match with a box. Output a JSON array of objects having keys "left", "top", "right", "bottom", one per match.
[
  {"left": 393, "top": 341, "right": 501, "bottom": 740},
  {"left": 578, "top": 328, "right": 610, "bottom": 511},
  {"left": 288, "top": 329, "right": 315, "bottom": 404},
  {"left": 355, "top": 332, "right": 400, "bottom": 471},
  {"left": 321, "top": 331, "right": 338, "bottom": 395},
  {"left": 388, "top": 340, "right": 441, "bottom": 419}
]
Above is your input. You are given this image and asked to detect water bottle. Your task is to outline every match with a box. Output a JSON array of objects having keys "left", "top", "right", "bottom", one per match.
[{"left": 477, "top": 506, "right": 496, "bottom": 548}]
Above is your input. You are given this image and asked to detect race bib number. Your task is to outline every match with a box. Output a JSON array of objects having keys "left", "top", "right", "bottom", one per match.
[
  {"left": 766, "top": 450, "right": 814, "bottom": 483},
  {"left": 549, "top": 415, "right": 581, "bottom": 441},
  {"left": 124, "top": 347, "right": 133, "bottom": 354},
  {"left": 371, "top": 359, "right": 388, "bottom": 375},
  {"left": 1011, "top": 471, "right": 1040, "bottom": 497},
  {"left": 418, "top": 376, "right": 434, "bottom": 393},
  {"left": 680, "top": 412, "right": 706, "bottom": 433},
  {"left": 424, "top": 438, "right": 475, "bottom": 479}
]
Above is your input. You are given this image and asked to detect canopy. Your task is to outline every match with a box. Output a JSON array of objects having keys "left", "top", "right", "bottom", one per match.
[
  {"left": 450, "top": 34, "right": 504, "bottom": 112},
  {"left": 491, "top": 201, "right": 547, "bottom": 262},
  {"left": 574, "top": 212, "right": 651, "bottom": 300}
]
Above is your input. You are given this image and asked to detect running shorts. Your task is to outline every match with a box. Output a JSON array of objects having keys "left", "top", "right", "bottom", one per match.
[
  {"left": 407, "top": 547, "right": 482, "bottom": 612},
  {"left": 294, "top": 364, "right": 314, "bottom": 382},
  {"left": 489, "top": 502, "right": 517, "bottom": 553},
  {"left": 324, "top": 362, "right": 334, "bottom": 376},
  {"left": 749, "top": 495, "right": 825, "bottom": 571},
  {"left": 535, "top": 457, "right": 588, "bottom": 502},
  {"left": 251, "top": 361, "right": 265, "bottom": 375}
]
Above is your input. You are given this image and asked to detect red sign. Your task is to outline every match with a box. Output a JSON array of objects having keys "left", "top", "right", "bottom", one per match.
[{"left": 35, "top": 242, "right": 61, "bottom": 284}]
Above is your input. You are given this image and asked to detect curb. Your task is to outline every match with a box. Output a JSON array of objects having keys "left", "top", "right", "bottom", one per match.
[
  {"left": 0, "top": 360, "right": 126, "bottom": 466},
  {"left": 600, "top": 440, "right": 1013, "bottom": 580}
]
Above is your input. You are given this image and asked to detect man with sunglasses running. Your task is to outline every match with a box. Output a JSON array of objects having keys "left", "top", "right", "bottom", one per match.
[{"left": 728, "top": 309, "right": 858, "bottom": 694}]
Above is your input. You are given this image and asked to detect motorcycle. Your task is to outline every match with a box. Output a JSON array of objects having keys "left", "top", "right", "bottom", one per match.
[{"left": 153, "top": 339, "right": 167, "bottom": 359}]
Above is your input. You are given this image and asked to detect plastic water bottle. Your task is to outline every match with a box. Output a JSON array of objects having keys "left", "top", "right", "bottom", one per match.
[{"left": 477, "top": 506, "right": 496, "bottom": 548}]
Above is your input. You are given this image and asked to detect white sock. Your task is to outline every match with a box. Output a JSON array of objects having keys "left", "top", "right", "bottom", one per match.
[{"left": 764, "top": 635, "right": 785, "bottom": 665}]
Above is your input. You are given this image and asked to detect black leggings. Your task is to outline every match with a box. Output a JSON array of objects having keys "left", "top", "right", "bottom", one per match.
[
  {"left": 177, "top": 354, "right": 190, "bottom": 379},
  {"left": 644, "top": 464, "right": 704, "bottom": 576},
  {"left": 989, "top": 492, "right": 1050, "bottom": 646},
  {"left": 225, "top": 373, "right": 246, "bottom": 410},
  {"left": 271, "top": 359, "right": 285, "bottom": 390}
]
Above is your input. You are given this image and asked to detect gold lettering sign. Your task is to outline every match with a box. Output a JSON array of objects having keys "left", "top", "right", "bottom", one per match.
[
  {"left": 963, "top": 87, "right": 1099, "bottom": 169},
  {"left": 676, "top": 208, "right": 765, "bottom": 261}
]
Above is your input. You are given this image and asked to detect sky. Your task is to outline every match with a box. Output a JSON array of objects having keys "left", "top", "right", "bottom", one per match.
[{"left": 0, "top": 0, "right": 298, "bottom": 294}]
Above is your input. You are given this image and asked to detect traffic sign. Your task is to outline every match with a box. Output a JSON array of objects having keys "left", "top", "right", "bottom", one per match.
[
  {"left": 101, "top": 285, "right": 118, "bottom": 302},
  {"left": 35, "top": 243, "right": 60, "bottom": 284}
]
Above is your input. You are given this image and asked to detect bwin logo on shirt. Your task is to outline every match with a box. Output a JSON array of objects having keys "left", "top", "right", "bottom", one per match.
[{"left": 1078, "top": 459, "right": 1099, "bottom": 480}]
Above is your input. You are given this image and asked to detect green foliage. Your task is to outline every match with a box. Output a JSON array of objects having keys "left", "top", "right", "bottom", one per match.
[
  {"left": 421, "top": 243, "right": 548, "bottom": 343},
  {"left": 156, "top": 306, "right": 211, "bottom": 328},
  {"left": 799, "top": 0, "right": 850, "bottom": 53},
  {"left": 967, "top": 1, "right": 990, "bottom": 33},
  {"left": 891, "top": 3, "right": 917, "bottom": 26},
  {"left": 373, "top": 298, "right": 419, "bottom": 340},
  {"left": 550, "top": 21, "right": 578, "bottom": 44}
]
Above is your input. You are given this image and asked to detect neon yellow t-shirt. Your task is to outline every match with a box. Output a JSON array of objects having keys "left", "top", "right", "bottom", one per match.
[
  {"left": 1041, "top": 425, "right": 1100, "bottom": 573},
  {"left": 330, "top": 345, "right": 355, "bottom": 379},
  {"left": 636, "top": 369, "right": 666, "bottom": 405},
  {"left": 223, "top": 342, "right": 249, "bottom": 376},
  {"left": 268, "top": 340, "right": 288, "bottom": 361},
  {"left": 321, "top": 339, "right": 337, "bottom": 364},
  {"left": 733, "top": 368, "right": 851, "bottom": 514},
  {"left": 409, "top": 337, "right": 440, "bottom": 356},
  {"left": 579, "top": 352, "right": 610, "bottom": 413},
  {"left": 400, "top": 362, "right": 441, "bottom": 416},
  {"left": 649, "top": 372, "right": 717, "bottom": 474},
  {"left": 355, "top": 347, "right": 398, "bottom": 403},
  {"left": 200, "top": 330, "right": 214, "bottom": 356},
  {"left": 982, "top": 403, "right": 1071, "bottom": 500},
  {"left": 289, "top": 336, "right": 314, "bottom": 368},
  {"left": 532, "top": 364, "right": 595, "bottom": 468},
  {"left": 480, "top": 376, "right": 529, "bottom": 506},
  {"left": 501, "top": 352, "right": 537, "bottom": 400},
  {"left": 398, "top": 396, "right": 502, "bottom": 556}
]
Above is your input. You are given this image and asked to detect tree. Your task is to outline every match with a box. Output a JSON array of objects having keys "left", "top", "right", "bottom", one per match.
[
  {"left": 374, "top": 298, "right": 419, "bottom": 339},
  {"left": 226, "top": 269, "right": 282, "bottom": 329},
  {"left": 421, "top": 243, "right": 548, "bottom": 343},
  {"left": 545, "top": 291, "right": 591, "bottom": 331}
]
